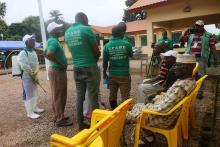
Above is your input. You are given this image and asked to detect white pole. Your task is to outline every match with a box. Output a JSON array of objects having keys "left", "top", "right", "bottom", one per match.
[{"left": 37, "top": 0, "right": 49, "bottom": 80}]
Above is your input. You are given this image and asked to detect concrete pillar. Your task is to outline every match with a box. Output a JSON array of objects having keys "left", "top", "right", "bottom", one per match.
[
  {"left": 146, "top": 21, "right": 154, "bottom": 55},
  {"left": 167, "top": 29, "right": 172, "bottom": 38}
]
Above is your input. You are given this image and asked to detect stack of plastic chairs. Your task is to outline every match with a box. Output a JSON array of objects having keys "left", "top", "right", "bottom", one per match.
[
  {"left": 50, "top": 98, "right": 133, "bottom": 147},
  {"left": 134, "top": 75, "right": 207, "bottom": 147}
]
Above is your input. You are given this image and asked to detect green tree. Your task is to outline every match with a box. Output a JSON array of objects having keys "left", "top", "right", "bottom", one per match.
[
  {"left": 122, "top": 0, "right": 146, "bottom": 22},
  {"left": 8, "top": 23, "right": 29, "bottom": 40},
  {"left": 22, "top": 16, "right": 41, "bottom": 42},
  {"left": 0, "top": 19, "right": 9, "bottom": 40},
  {"left": 215, "top": 33, "right": 220, "bottom": 42},
  {"left": 0, "top": 2, "right": 6, "bottom": 19},
  {"left": 49, "top": 10, "right": 63, "bottom": 23}
]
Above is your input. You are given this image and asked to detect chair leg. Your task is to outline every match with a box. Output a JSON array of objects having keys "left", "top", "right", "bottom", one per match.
[
  {"left": 181, "top": 110, "right": 189, "bottom": 140},
  {"left": 167, "top": 130, "right": 178, "bottom": 147},
  {"left": 178, "top": 125, "right": 183, "bottom": 147},
  {"left": 134, "top": 121, "right": 141, "bottom": 147},
  {"left": 190, "top": 106, "right": 196, "bottom": 128}
]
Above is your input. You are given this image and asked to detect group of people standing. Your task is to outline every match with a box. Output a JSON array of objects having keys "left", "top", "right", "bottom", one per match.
[
  {"left": 18, "top": 14, "right": 219, "bottom": 137},
  {"left": 18, "top": 12, "right": 133, "bottom": 131}
]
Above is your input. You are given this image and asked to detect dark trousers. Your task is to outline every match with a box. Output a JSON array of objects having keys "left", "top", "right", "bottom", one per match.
[
  {"left": 74, "top": 66, "right": 100, "bottom": 127},
  {"left": 109, "top": 76, "right": 131, "bottom": 107}
]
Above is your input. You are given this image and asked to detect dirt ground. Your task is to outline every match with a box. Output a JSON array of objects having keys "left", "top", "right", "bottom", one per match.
[
  {"left": 0, "top": 69, "right": 217, "bottom": 147},
  {"left": 0, "top": 70, "right": 142, "bottom": 147}
]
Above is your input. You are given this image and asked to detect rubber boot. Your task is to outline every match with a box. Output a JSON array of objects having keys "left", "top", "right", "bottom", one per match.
[
  {"left": 110, "top": 100, "right": 118, "bottom": 110},
  {"left": 24, "top": 99, "right": 40, "bottom": 119},
  {"left": 32, "top": 98, "right": 44, "bottom": 113}
]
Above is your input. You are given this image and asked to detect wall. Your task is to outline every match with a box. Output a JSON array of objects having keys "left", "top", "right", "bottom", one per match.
[{"left": 144, "top": 0, "right": 220, "bottom": 56}]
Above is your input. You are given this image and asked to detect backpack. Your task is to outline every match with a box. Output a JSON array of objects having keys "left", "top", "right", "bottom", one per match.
[{"left": 12, "top": 50, "right": 28, "bottom": 77}]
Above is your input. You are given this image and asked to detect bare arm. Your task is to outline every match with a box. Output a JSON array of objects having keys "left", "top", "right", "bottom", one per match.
[
  {"left": 103, "top": 61, "right": 108, "bottom": 79},
  {"left": 92, "top": 43, "right": 101, "bottom": 62},
  {"left": 209, "top": 35, "right": 219, "bottom": 66}
]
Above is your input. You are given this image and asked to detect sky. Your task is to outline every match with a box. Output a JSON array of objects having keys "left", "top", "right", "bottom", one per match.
[
  {"left": 1, "top": 0, "right": 220, "bottom": 34},
  {"left": 1, "top": 0, "right": 126, "bottom": 26}
]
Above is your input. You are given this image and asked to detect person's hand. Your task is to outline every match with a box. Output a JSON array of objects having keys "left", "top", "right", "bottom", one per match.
[
  {"left": 103, "top": 72, "right": 108, "bottom": 79},
  {"left": 30, "top": 72, "right": 39, "bottom": 84},
  {"left": 61, "top": 63, "right": 67, "bottom": 69}
]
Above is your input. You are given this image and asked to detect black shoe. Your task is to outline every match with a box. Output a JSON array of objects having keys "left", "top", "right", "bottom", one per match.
[
  {"left": 110, "top": 100, "right": 118, "bottom": 110},
  {"left": 56, "top": 118, "right": 73, "bottom": 127},
  {"left": 197, "top": 94, "right": 204, "bottom": 99},
  {"left": 78, "top": 122, "right": 90, "bottom": 131}
]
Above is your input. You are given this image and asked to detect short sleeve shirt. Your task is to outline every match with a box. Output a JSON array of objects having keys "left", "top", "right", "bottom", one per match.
[
  {"left": 103, "top": 37, "right": 133, "bottom": 76},
  {"left": 64, "top": 23, "right": 97, "bottom": 68},
  {"left": 158, "top": 38, "right": 173, "bottom": 51},
  {"left": 45, "top": 35, "right": 67, "bottom": 71}
]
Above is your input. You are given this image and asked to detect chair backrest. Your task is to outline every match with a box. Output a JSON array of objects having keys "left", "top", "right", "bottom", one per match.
[
  {"left": 50, "top": 98, "right": 133, "bottom": 147},
  {"left": 160, "top": 75, "right": 207, "bottom": 116},
  {"left": 192, "top": 62, "right": 199, "bottom": 77}
]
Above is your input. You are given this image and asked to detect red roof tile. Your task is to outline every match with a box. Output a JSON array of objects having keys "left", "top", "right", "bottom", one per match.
[
  {"left": 91, "top": 20, "right": 147, "bottom": 35},
  {"left": 129, "top": 0, "right": 168, "bottom": 12}
]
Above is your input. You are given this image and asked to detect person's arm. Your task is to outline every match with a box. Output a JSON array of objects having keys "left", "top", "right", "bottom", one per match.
[
  {"left": 127, "top": 43, "right": 133, "bottom": 57},
  {"left": 209, "top": 35, "right": 219, "bottom": 66},
  {"left": 44, "top": 39, "right": 66, "bottom": 68},
  {"left": 92, "top": 43, "right": 101, "bottom": 61},
  {"left": 44, "top": 50, "right": 66, "bottom": 68},
  {"left": 180, "top": 31, "right": 189, "bottom": 47},
  {"left": 86, "top": 27, "right": 101, "bottom": 61},
  {"left": 102, "top": 46, "right": 109, "bottom": 79}
]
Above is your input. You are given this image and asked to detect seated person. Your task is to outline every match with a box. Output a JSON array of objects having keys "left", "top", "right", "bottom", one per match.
[
  {"left": 124, "top": 54, "right": 197, "bottom": 145},
  {"left": 137, "top": 50, "right": 177, "bottom": 103}
]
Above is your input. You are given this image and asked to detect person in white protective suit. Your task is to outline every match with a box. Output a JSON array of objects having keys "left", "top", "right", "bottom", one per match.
[{"left": 17, "top": 34, "right": 44, "bottom": 119}]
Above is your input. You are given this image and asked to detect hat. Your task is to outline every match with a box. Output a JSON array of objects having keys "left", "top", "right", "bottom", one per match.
[
  {"left": 22, "top": 34, "right": 35, "bottom": 43},
  {"left": 195, "top": 20, "right": 204, "bottom": 26},
  {"left": 160, "top": 50, "right": 177, "bottom": 58},
  {"left": 176, "top": 54, "right": 196, "bottom": 63},
  {"left": 47, "top": 22, "right": 63, "bottom": 33}
]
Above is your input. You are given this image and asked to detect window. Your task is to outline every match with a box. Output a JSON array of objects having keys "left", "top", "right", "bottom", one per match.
[
  {"left": 140, "top": 35, "right": 147, "bottom": 46},
  {"left": 153, "top": 34, "right": 157, "bottom": 43},
  {"left": 172, "top": 32, "right": 182, "bottom": 43},
  {"left": 130, "top": 37, "right": 135, "bottom": 47}
]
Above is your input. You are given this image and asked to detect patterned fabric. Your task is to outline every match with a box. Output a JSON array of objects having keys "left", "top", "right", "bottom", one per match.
[{"left": 127, "top": 78, "right": 196, "bottom": 128}]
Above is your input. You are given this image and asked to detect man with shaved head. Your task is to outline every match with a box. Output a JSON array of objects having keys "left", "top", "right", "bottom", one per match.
[
  {"left": 65, "top": 12, "right": 101, "bottom": 130},
  {"left": 103, "top": 25, "right": 133, "bottom": 109},
  {"left": 118, "top": 22, "right": 132, "bottom": 44}
]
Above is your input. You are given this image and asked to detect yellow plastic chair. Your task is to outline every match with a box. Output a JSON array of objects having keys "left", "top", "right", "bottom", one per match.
[
  {"left": 50, "top": 98, "right": 133, "bottom": 147},
  {"left": 180, "top": 75, "right": 207, "bottom": 140},
  {"left": 192, "top": 62, "right": 199, "bottom": 77},
  {"left": 134, "top": 76, "right": 207, "bottom": 147}
]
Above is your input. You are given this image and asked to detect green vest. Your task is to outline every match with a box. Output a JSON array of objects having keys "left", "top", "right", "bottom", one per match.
[{"left": 185, "top": 32, "right": 211, "bottom": 62}]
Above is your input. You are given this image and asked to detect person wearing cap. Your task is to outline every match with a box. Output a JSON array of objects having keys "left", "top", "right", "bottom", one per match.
[
  {"left": 17, "top": 34, "right": 44, "bottom": 119},
  {"left": 124, "top": 54, "right": 197, "bottom": 144},
  {"left": 103, "top": 25, "right": 133, "bottom": 110},
  {"left": 64, "top": 12, "right": 101, "bottom": 130},
  {"left": 180, "top": 20, "right": 219, "bottom": 99},
  {"left": 158, "top": 31, "right": 173, "bottom": 51},
  {"left": 137, "top": 50, "right": 177, "bottom": 103},
  {"left": 118, "top": 22, "right": 132, "bottom": 44},
  {"left": 45, "top": 22, "right": 72, "bottom": 127}
]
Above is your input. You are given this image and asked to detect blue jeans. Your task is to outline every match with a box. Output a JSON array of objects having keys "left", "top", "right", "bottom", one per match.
[
  {"left": 196, "top": 57, "right": 207, "bottom": 96},
  {"left": 74, "top": 66, "right": 100, "bottom": 127}
]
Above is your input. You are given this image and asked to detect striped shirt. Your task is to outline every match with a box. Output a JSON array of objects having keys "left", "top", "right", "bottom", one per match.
[{"left": 182, "top": 32, "right": 215, "bottom": 55}]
